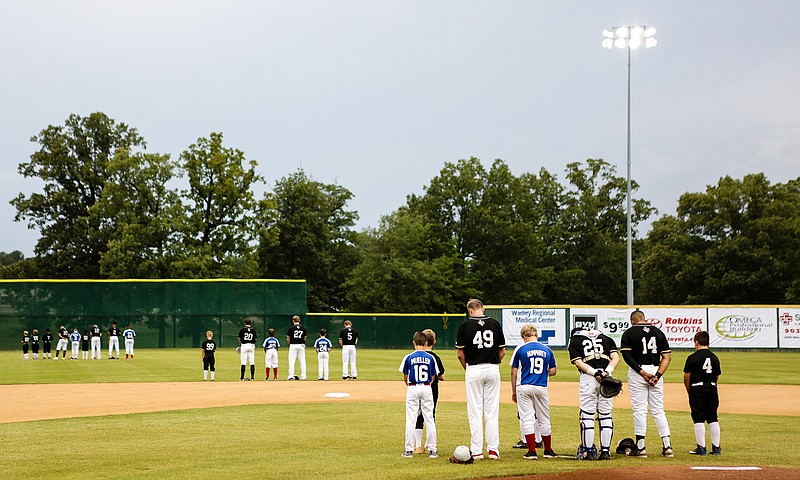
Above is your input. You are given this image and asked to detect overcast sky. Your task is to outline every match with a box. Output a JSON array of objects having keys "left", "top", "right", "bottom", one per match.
[{"left": 1, "top": 1, "right": 798, "bottom": 256}]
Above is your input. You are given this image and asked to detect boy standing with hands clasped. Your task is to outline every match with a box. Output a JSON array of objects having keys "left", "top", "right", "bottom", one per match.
[
  {"left": 399, "top": 331, "right": 439, "bottom": 459},
  {"left": 683, "top": 331, "right": 722, "bottom": 456},
  {"left": 314, "top": 329, "right": 333, "bottom": 380}
]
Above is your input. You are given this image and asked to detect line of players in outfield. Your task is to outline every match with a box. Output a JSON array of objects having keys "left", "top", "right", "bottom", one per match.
[
  {"left": 20, "top": 321, "right": 136, "bottom": 360},
  {"left": 200, "top": 315, "right": 360, "bottom": 382}
]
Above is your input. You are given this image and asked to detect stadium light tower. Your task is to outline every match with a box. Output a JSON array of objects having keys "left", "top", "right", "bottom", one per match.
[{"left": 602, "top": 25, "right": 656, "bottom": 306}]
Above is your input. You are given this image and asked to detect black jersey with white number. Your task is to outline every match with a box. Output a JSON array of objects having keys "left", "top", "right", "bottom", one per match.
[
  {"left": 683, "top": 349, "right": 721, "bottom": 384},
  {"left": 90, "top": 325, "right": 102, "bottom": 337},
  {"left": 201, "top": 340, "right": 217, "bottom": 358},
  {"left": 287, "top": 325, "right": 307, "bottom": 345},
  {"left": 455, "top": 316, "right": 506, "bottom": 365},
  {"left": 109, "top": 325, "right": 120, "bottom": 337},
  {"left": 44, "top": 333, "right": 53, "bottom": 345},
  {"left": 620, "top": 323, "right": 671, "bottom": 367},
  {"left": 568, "top": 330, "right": 618, "bottom": 370},
  {"left": 31, "top": 334, "right": 40, "bottom": 345},
  {"left": 339, "top": 327, "right": 359, "bottom": 345},
  {"left": 22, "top": 334, "right": 30, "bottom": 345},
  {"left": 238, "top": 326, "right": 257, "bottom": 344},
  {"left": 59, "top": 327, "right": 69, "bottom": 340}
]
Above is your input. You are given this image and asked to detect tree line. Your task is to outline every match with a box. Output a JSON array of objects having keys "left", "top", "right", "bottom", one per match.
[{"left": 2, "top": 113, "right": 798, "bottom": 311}]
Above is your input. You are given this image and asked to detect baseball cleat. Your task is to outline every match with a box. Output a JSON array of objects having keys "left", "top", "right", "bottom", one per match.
[
  {"left": 401, "top": 451, "right": 413, "bottom": 458},
  {"left": 598, "top": 450, "right": 611, "bottom": 461},
  {"left": 689, "top": 445, "right": 707, "bottom": 456},
  {"left": 522, "top": 451, "right": 538, "bottom": 460},
  {"left": 543, "top": 450, "right": 558, "bottom": 458},
  {"left": 633, "top": 448, "right": 647, "bottom": 458},
  {"left": 471, "top": 453, "right": 484, "bottom": 460},
  {"left": 428, "top": 449, "right": 438, "bottom": 459},
  {"left": 512, "top": 440, "right": 528, "bottom": 449},
  {"left": 352, "top": 377, "right": 357, "bottom": 380},
  {"left": 661, "top": 446, "right": 674, "bottom": 458},
  {"left": 488, "top": 450, "right": 500, "bottom": 460},
  {"left": 343, "top": 376, "right": 350, "bottom": 380},
  {"left": 710, "top": 445, "right": 721, "bottom": 455}
]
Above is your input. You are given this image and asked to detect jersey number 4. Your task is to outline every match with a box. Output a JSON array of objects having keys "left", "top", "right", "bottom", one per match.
[
  {"left": 472, "top": 330, "right": 494, "bottom": 349},
  {"left": 702, "top": 357, "right": 713, "bottom": 373}
]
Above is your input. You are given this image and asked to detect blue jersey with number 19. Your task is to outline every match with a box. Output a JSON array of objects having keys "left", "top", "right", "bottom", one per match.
[
  {"left": 399, "top": 350, "right": 439, "bottom": 385},
  {"left": 510, "top": 341, "right": 556, "bottom": 387}
]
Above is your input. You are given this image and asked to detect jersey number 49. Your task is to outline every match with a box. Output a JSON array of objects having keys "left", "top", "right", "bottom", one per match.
[{"left": 472, "top": 330, "right": 494, "bottom": 349}]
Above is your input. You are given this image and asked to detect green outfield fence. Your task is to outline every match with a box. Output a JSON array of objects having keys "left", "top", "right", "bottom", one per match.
[{"left": 0, "top": 280, "right": 307, "bottom": 350}]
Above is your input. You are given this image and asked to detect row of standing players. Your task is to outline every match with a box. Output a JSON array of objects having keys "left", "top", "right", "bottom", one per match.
[
  {"left": 400, "top": 299, "right": 722, "bottom": 461},
  {"left": 20, "top": 322, "right": 136, "bottom": 360},
  {"left": 200, "top": 315, "right": 360, "bottom": 382}
]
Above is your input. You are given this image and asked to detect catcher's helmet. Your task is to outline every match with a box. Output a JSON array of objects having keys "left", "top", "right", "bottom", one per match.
[
  {"left": 616, "top": 437, "right": 638, "bottom": 456},
  {"left": 599, "top": 375, "right": 623, "bottom": 398}
]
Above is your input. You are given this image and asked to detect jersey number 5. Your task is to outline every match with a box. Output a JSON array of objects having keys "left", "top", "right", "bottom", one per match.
[{"left": 472, "top": 330, "right": 494, "bottom": 349}]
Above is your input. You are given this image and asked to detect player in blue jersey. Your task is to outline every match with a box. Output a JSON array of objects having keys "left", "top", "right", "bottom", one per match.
[
  {"left": 123, "top": 325, "right": 136, "bottom": 359},
  {"left": 69, "top": 328, "right": 81, "bottom": 360},
  {"left": 399, "top": 331, "right": 440, "bottom": 459},
  {"left": 314, "top": 329, "right": 333, "bottom": 380},
  {"left": 509, "top": 325, "right": 558, "bottom": 460},
  {"left": 263, "top": 328, "right": 280, "bottom": 380}
]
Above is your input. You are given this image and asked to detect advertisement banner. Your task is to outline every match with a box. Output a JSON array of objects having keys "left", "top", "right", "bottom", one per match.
[
  {"left": 708, "top": 307, "right": 777, "bottom": 348},
  {"left": 639, "top": 308, "right": 707, "bottom": 349},
  {"left": 779, "top": 308, "right": 800, "bottom": 349},
  {"left": 502, "top": 308, "right": 567, "bottom": 347},
  {"left": 570, "top": 307, "right": 706, "bottom": 348},
  {"left": 569, "top": 307, "right": 633, "bottom": 343}
]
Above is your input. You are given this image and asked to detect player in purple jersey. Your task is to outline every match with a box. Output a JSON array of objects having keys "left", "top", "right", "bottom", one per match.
[{"left": 509, "top": 325, "right": 558, "bottom": 460}]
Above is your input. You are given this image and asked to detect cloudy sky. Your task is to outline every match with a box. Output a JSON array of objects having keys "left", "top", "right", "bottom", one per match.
[{"left": 1, "top": 1, "right": 798, "bottom": 256}]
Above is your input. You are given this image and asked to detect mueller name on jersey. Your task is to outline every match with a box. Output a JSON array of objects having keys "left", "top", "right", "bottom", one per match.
[{"left": 410, "top": 356, "right": 432, "bottom": 365}]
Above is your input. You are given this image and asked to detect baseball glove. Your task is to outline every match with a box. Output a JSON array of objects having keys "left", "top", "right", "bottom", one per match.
[
  {"left": 448, "top": 455, "right": 474, "bottom": 464},
  {"left": 235, "top": 346, "right": 241, "bottom": 353},
  {"left": 599, "top": 375, "right": 623, "bottom": 398}
]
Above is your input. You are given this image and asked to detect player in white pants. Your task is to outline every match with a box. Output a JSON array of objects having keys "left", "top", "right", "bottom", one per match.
[
  {"left": 315, "top": 329, "right": 332, "bottom": 380},
  {"left": 69, "top": 328, "right": 81, "bottom": 359},
  {"left": 90, "top": 324, "right": 102, "bottom": 359},
  {"left": 339, "top": 320, "right": 359, "bottom": 380},
  {"left": 123, "top": 325, "right": 135, "bottom": 359},
  {"left": 399, "top": 332, "right": 439, "bottom": 458},
  {"left": 286, "top": 316, "right": 308, "bottom": 380},
  {"left": 108, "top": 321, "right": 121, "bottom": 359},
  {"left": 456, "top": 299, "right": 506, "bottom": 460},
  {"left": 55, "top": 325, "right": 69, "bottom": 359}
]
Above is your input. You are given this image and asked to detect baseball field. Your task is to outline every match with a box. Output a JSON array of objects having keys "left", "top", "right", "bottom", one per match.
[{"left": 1, "top": 348, "right": 799, "bottom": 480}]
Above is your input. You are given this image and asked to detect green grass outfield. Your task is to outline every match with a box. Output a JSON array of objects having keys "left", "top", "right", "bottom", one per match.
[
  {"left": 2, "top": 348, "right": 798, "bottom": 385},
  {"left": 1, "top": 349, "right": 798, "bottom": 480}
]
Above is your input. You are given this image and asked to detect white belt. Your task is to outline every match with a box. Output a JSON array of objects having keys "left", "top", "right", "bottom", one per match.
[{"left": 691, "top": 382, "right": 716, "bottom": 387}]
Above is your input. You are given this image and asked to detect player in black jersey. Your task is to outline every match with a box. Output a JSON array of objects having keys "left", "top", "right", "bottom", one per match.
[
  {"left": 339, "top": 320, "right": 359, "bottom": 380},
  {"left": 456, "top": 299, "right": 506, "bottom": 460},
  {"left": 238, "top": 319, "right": 257, "bottom": 381},
  {"left": 201, "top": 330, "right": 217, "bottom": 381},
  {"left": 683, "top": 331, "right": 722, "bottom": 456},
  {"left": 568, "top": 327, "right": 620, "bottom": 460},
  {"left": 43, "top": 328, "right": 53, "bottom": 359},
  {"left": 21, "top": 330, "right": 31, "bottom": 360},
  {"left": 81, "top": 329, "right": 90, "bottom": 359},
  {"left": 90, "top": 324, "right": 102, "bottom": 359},
  {"left": 619, "top": 309, "right": 673, "bottom": 458},
  {"left": 286, "top": 316, "right": 308, "bottom": 380},
  {"left": 31, "top": 329, "right": 40, "bottom": 360}
]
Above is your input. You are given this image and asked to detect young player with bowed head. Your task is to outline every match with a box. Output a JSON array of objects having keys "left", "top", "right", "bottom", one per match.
[
  {"left": 123, "top": 325, "right": 136, "bottom": 359},
  {"left": 55, "top": 325, "right": 69, "bottom": 359},
  {"left": 413, "top": 328, "right": 445, "bottom": 455},
  {"left": 21, "top": 330, "right": 30, "bottom": 360},
  {"left": 339, "top": 320, "right": 359, "bottom": 380},
  {"left": 108, "top": 321, "right": 121, "bottom": 359},
  {"left": 262, "top": 328, "right": 280, "bottom": 381},
  {"left": 399, "top": 331, "right": 440, "bottom": 459},
  {"left": 286, "top": 315, "right": 308, "bottom": 380},
  {"left": 683, "top": 331, "right": 722, "bottom": 456},
  {"left": 620, "top": 309, "right": 673, "bottom": 458},
  {"left": 510, "top": 325, "right": 558, "bottom": 460},
  {"left": 201, "top": 330, "right": 217, "bottom": 381},
  {"left": 315, "top": 329, "right": 333, "bottom": 381},
  {"left": 69, "top": 327, "right": 81, "bottom": 360},
  {"left": 31, "top": 329, "right": 40, "bottom": 360},
  {"left": 81, "top": 329, "right": 90, "bottom": 359},
  {"left": 90, "top": 324, "right": 102, "bottom": 359},
  {"left": 238, "top": 319, "right": 257, "bottom": 381},
  {"left": 456, "top": 298, "right": 506, "bottom": 460},
  {"left": 568, "top": 325, "right": 621, "bottom": 460},
  {"left": 43, "top": 328, "right": 53, "bottom": 359}
]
